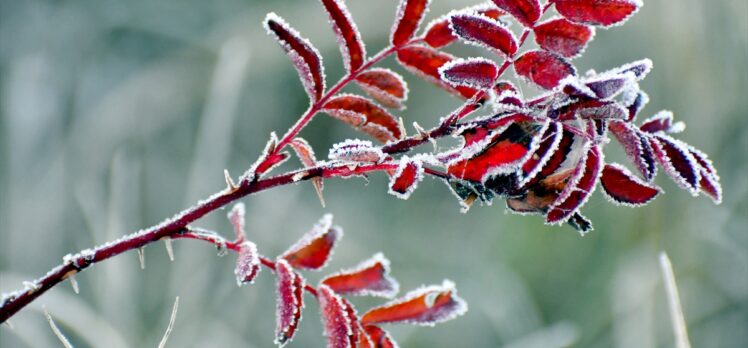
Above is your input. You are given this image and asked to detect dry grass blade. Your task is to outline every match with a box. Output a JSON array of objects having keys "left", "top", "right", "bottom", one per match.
[
  {"left": 44, "top": 307, "right": 74, "bottom": 348},
  {"left": 659, "top": 252, "right": 691, "bottom": 348},
  {"left": 158, "top": 296, "right": 180, "bottom": 348}
]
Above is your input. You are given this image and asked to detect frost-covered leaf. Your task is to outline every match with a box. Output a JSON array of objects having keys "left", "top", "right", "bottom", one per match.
[
  {"left": 555, "top": 0, "right": 641, "bottom": 27},
  {"left": 576, "top": 101, "right": 627, "bottom": 120},
  {"left": 449, "top": 13, "right": 518, "bottom": 56},
  {"left": 520, "top": 121, "right": 563, "bottom": 186},
  {"left": 235, "top": 241, "right": 261, "bottom": 285},
  {"left": 321, "top": 0, "right": 366, "bottom": 72},
  {"left": 491, "top": 0, "right": 541, "bottom": 27},
  {"left": 391, "top": 0, "right": 431, "bottom": 46},
  {"left": 275, "top": 259, "right": 305, "bottom": 346},
  {"left": 388, "top": 156, "right": 425, "bottom": 199},
  {"left": 609, "top": 121, "right": 656, "bottom": 180},
  {"left": 318, "top": 285, "right": 355, "bottom": 348},
  {"left": 355, "top": 68, "right": 408, "bottom": 109},
  {"left": 439, "top": 58, "right": 500, "bottom": 90},
  {"left": 264, "top": 13, "right": 326, "bottom": 102},
  {"left": 533, "top": 18, "right": 594, "bottom": 58},
  {"left": 280, "top": 214, "right": 342, "bottom": 271},
  {"left": 546, "top": 144, "right": 603, "bottom": 225},
  {"left": 329, "top": 139, "right": 386, "bottom": 163},
  {"left": 322, "top": 94, "right": 405, "bottom": 143},
  {"left": 396, "top": 45, "right": 479, "bottom": 98},
  {"left": 688, "top": 147, "right": 722, "bottom": 204},
  {"left": 584, "top": 72, "right": 634, "bottom": 99},
  {"left": 625, "top": 90, "right": 649, "bottom": 121},
  {"left": 228, "top": 202, "right": 246, "bottom": 240},
  {"left": 360, "top": 280, "right": 467, "bottom": 326},
  {"left": 604, "top": 58, "right": 652, "bottom": 81},
  {"left": 289, "top": 138, "right": 325, "bottom": 206},
  {"left": 600, "top": 163, "right": 661, "bottom": 206},
  {"left": 362, "top": 325, "right": 399, "bottom": 348},
  {"left": 423, "top": 3, "right": 505, "bottom": 48},
  {"left": 536, "top": 128, "right": 575, "bottom": 179},
  {"left": 639, "top": 110, "right": 684, "bottom": 134},
  {"left": 514, "top": 50, "right": 576, "bottom": 89},
  {"left": 650, "top": 134, "right": 701, "bottom": 195},
  {"left": 322, "top": 253, "right": 399, "bottom": 298}
]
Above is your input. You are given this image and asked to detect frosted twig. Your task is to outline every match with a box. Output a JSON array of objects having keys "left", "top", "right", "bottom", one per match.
[
  {"left": 659, "top": 252, "right": 691, "bottom": 348},
  {"left": 157, "top": 296, "right": 180, "bottom": 348},
  {"left": 44, "top": 307, "right": 74, "bottom": 348}
]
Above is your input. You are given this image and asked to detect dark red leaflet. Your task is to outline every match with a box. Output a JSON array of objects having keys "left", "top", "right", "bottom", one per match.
[
  {"left": 600, "top": 163, "right": 660, "bottom": 205},
  {"left": 533, "top": 18, "right": 593, "bottom": 58},
  {"left": 450, "top": 13, "right": 518, "bottom": 56},
  {"left": 396, "top": 45, "right": 479, "bottom": 98},
  {"left": 392, "top": 0, "right": 430, "bottom": 46},
  {"left": 514, "top": 50, "right": 576, "bottom": 89},
  {"left": 491, "top": 0, "right": 541, "bottom": 27},
  {"left": 546, "top": 145, "right": 603, "bottom": 224},
  {"left": 265, "top": 16, "right": 325, "bottom": 101},
  {"left": 321, "top": 0, "right": 366, "bottom": 71},
  {"left": 555, "top": 0, "right": 640, "bottom": 27}
]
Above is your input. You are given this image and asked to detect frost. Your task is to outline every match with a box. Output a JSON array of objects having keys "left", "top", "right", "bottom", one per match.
[
  {"left": 321, "top": 94, "right": 404, "bottom": 143},
  {"left": 449, "top": 12, "right": 518, "bottom": 56},
  {"left": 321, "top": 0, "right": 366, "bottom": 72},
  {"left": 533, "top": 16, "right": 595, "bottom": 58},
  {"left": 318, "top": 284, "right": 355, "bottom": 348},
  {"left": 600, "top": 162, "right": 661, "bottom": 207},
  {"left": 546, "top": 143, "right": 603, "bottom": 225},
  {"left": 650, "top": 134, "right": 702, "bottom": 196},
  {"left": 555, "top": 0, "right": 641, "bottom": 28},
  {"left": 355, "top": 68, "right": 409, "bottom": 109},
  {"left": 235, "top": 241, "right": 261, "bottom": 285},
  {"left": 240, "top": 132, "right": 279, "bottom": 182},
  {"left": 329, "top": 139, "right": 386, "bottom": 164},
  {"left": 519, "top": 121, "right": 564, "bottom": 187},
  {"left": 438, "top": 57, "right": 499, "bottom": 90},
  {"left": 391, "top": 0, "right": 432, "bottom": 46},
  {"left": 280, "top": 214, "right": 342, "bottom": 271},
  {"left": 275, "top": 259, "right": 304, "bottom": 346},
  {"left": 492, "top": 0, "right": 541, "bottom": 27},
  {"left": 228, "top": 202, "right": 246, "bottom": 240}
]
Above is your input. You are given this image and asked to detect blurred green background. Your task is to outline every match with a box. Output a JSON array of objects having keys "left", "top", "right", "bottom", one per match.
[{"left": 1, "top": 0, "right": 746, "bottom": 347}]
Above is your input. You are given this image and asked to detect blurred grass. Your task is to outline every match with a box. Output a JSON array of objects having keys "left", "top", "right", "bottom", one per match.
[{"left": 1, "top": 0, "right": 746, "bottom": 347}]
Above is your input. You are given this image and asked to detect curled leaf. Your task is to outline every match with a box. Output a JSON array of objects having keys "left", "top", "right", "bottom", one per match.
[
  {"left": 362, "top": 325, "right": 398, "bottom": 348},
  {"left": 546, "top": 144, "right": 603, "bottom": 225},
  {"left": 361, "top": 280, "right": 467, "bottom": 326},
  {"left": 322, "top": 253, "right": 400, "bottom": 298},
  {"left": 600, "top": 163, "right": 661, "bottom": 206},
  {"left": 321, "top": 0, "right": 366, "bottom": 72},
  {"left": 264, "top": 13, "right": 325, "bottom": 102},
  {"left": 322, "top": 94, "right": 405, "bottom": 143},
  {"left": 275, "top": 259, "right": 305, "bottom": 346},
  {"left": 650, "top": 134, "right": 701, "bottom": 196},
  {"left": 609, "top": 120, "right": 656, "bottom": 181},
  {"left": 235, "top": 241, "right": 261, "bottom": 285},
  {"left": 355, "top": 68, "right": 409, "bottom": 109},
  {"left": 280, "top": 214, "right": 342, "bottom": 271},
  {"left": 391, "top": 0, "right": 431, "bottom": 46}
]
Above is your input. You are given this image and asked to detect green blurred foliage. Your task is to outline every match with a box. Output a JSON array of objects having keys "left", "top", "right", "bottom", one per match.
[{"left": 1, "top": 0, "right": 746, "bottom": 347}]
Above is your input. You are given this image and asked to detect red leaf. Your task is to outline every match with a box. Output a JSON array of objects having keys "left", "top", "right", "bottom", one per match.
[
  {"left": 318, "top": 285, "right": 355, "bottom": 348},
  {"left": 391, "top": 0, "right": 431, "bottom": 46},
  {"left": 235, "top": 241, "right": 261, "bottom": 285},
  {"left": 600, "top": 163, "right": 661, "bottom": 206},
  {"left": 491, "top": 0, "right": 541, "bottom": 27},
  {"left": 424, "top": 4, "right": 506, "bottom": 49},
  {"left": 688, "top": 147, "right": 721, "bottom": 203},
  {"left": 439, "top": 58, "right": 500, "bottom": 90},
  {"left": 290, "top": 138, "right": 325, "bottom": 206},
  {"left": 520, "top": 121, "right": 563, "bottom": 186},
  {"left": 329, "top": 139, "right": 386, "bottom": 163},
  {"left": 650, "top": 134, "right": 701, "bottom": 195},
  {"left": 537, "top": 128, "right": 575, "bottom": 179},
  {"left": 576, "top": 101, "right": 627, "bottom": 120},
  {"left": 355, "top": 68, "right": 408, "bottom": 109},
  {"left": 534, "top": 18, "right": 594, "bottom": 58},
  {"left": 546, "top": 144, "right": 603, "bottom": 225},
  {"left": 609, "top": 121, "right": 656, "bottom": 181},
  {"left": 227, "top": 202, "right": 246, "bottom": 240},
  {"left": 625, "top": 90, "right": 649, "bottom": 122},
  {"left": 275, "top": 259, "right": 305, "bottom": 346},
  {"left": 640, "top": 110, "right": 684, "bottom": 134},
  {"left": 396, "top": 45, "right": 479, "bottom": 98},
  {"left": 264, "top": 13, "right": 326, "bottom": 102},
  {"left": 321, "top": 0, "right": 366, "bottom": 72},
  {"left": 555, "top": 0, "right": 641, "bottom": 27},
  {"left": 514, "top": 50, "right": 576, "bottom": 89},
  {"left": 362, "top": 325, "right": 398, "bottom": 348},
  {"left": 447, "top": 126, "right": 532, "bottom": 182},
  {"left": 280, "top": 214, "right": 342, "bottom": 271},
  {"left": 388, "top": 157, "right": 425, "bottom": 199},
  {"left": 255, "top": 152, "right": 290, "bottom": 175},
  {"left": 449, "top": 13, "right": 518, "bottom": 56},
  {"left": 322, "top": 253, "right": 400, "bottom": 298},
  {"left": 585, "top": 73, "right": 634, "bottom": 99},
  {"left": 322, "top": 94, "right": 405, "bottom": 143},
  {"left": 360, "top": 280, "right": 467, "bottom": 326}
]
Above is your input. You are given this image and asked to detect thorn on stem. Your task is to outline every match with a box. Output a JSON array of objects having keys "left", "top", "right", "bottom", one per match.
[
  {"left": 312, "top": 178, "right": 326, "bottom": 208},
  {"left": 3, "top": 319, "right": 14, "bottom": 330},
  {"left": 44, "top": 307, "right": 74, "bottom": 348},
  {"left": 137, "top": 247, "right": 146, "bottom": 270},
  {"left": 164, "top": 239, "right": 175, "bottom": 262},
  {"left": 157, "top": 296, "right": 180, "bottom": 348},
  {"left": 224, "top": 169, "right": 238, "bottom": 191},
  {"left": 69, "top": 276, "right": 80, "bottom": 294}
]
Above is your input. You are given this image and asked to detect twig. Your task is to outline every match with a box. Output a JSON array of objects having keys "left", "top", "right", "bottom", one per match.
[
  {"left": 157, "top": 297, "right": 180, "bottom": 348},
  {"left": 44, "top": 307, "right": 74, "bottom": 348},
  {"left": 659, "top": 252, "right": 692, "bottom": 348}
]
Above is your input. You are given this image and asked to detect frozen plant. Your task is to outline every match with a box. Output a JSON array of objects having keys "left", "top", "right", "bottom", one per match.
[{"left": 0, "top": 0, "right": 722, "bottom": 346}]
